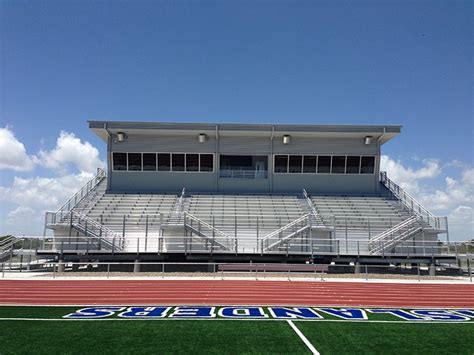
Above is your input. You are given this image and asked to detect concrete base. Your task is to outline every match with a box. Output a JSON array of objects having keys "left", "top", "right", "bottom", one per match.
[
  {"left": 429, "top": 262, "right": 436, "bottom": 277},
  {"left": 354, "top": 261, "right": 361, "bottom": 274},
  {"left": 57, "top": 260, "right": 65, "bottom": 273},
  {"left": 133, "top": 260, "right": 141, "bottom": 273}
]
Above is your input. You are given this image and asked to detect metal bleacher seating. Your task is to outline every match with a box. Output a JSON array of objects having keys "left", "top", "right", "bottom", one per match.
[
  {"left": 186, "top": 194, "right": 306, "bottom": 253},
  {"left": 311, "top": 196, "right": 412, "bottom": 254}
]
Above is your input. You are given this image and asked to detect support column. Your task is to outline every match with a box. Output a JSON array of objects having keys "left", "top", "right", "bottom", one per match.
[
  {"left": 133, "top": 260, "right": 141, "bottom": 273},
  {"left": 429, "top": 262, "right": 436, "bottom": 277},
  {"left": 57, "top": 260, "right": 65, "bottom": 273},
  {"left": 354, "top": 261, "right": 361, "bottom": 274}
]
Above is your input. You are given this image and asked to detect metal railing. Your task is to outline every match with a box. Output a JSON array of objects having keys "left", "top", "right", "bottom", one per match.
[
  {"left": 302, "top": 189, "right": 325, "bottom": 226},
  {"left": 51, "top": 168, "right": 106, "bottom": 224},
  {"left": 261, "top": 214, "right": 311, "bottom": 252},
  {"left": 169, "top": 188, "right": 186, "bottom": 224},
  {"left": 35, "top": 234, "right": 474, "bottom": 260},
  {"left": 219, "top": 169, "right": 268, "bottom": 179},
  {"left": 369, "top": 216, "right": 423, "bottom": 255},
  {"left": 380, "top": 171, "right": 448, "bottom": 232},
  {"left": 184, "top": 212, "right": 233, "bottom": 251},
  {"left": 0, "top": 236, "right": 24, "bottom": 261},
  {"left": 2, "top": 259, "right": 472, "bottom": 283},
  {"left": 68, "top": 211, "right": 125, "bottom": 250}
]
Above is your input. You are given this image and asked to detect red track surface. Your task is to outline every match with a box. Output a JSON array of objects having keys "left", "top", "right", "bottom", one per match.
[{"left": 0, "top": 280, "right": 473, "bottom": 308}]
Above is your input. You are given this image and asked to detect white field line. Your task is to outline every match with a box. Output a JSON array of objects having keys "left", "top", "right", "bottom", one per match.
[
  {"left": 287, "top": 320, "right": 320, "bottom": 355},
  {"left": 0, "top": 317, "right": 472, "bottom": 324}
]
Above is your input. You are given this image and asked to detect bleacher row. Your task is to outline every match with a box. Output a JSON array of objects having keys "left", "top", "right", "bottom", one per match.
[{"left": 75, "top": 183, "right": 414, "bottom": 253}]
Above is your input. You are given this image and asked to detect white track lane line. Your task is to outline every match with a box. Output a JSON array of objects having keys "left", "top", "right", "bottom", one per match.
[{"left": 287, "top": 320, "right": 320, "bottom": 355}]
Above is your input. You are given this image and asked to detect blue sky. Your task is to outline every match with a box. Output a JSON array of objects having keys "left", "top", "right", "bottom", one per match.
[{"left": 0, "top": 0, "right": 472, "bottom": 239}]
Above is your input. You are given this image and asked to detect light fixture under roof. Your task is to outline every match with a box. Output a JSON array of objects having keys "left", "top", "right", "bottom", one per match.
[
  {"left": 198, "top": 133, "right": 207, "bottom": 143},
  {"left": 283, "top": 135, "right": 291, "bottom": 144},
  {"left": 364, "top": 136, "right": 374, "bottom": 145},
  {"left": 116, "top": 132, "right": 126, "bottom": 142}
]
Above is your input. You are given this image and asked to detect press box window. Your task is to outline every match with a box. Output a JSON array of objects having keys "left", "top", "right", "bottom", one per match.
[
  {"left": 274, "top": 155, "right": 288, "bottom": 173},
  {"left": 331, "top": 156, "right": 346, "bottom": 174},
  {"left": 200, "top": 154, "right": 213, "bottom": 172},
  {"left": 113, "top": 153, "right": 127, "bottom": 171},
  {"left": 143, "top": 153, "right": 157, "bottom": 171},
  {"left": 361, "top": 156, "right": 375, "bottom": 174},
  {"left": 158, "top": 154, "right": 171, "bottom": 171},
  {"left": 289, "top": 155, "right": 302, "bottom": 173},
  {"left": 317, "top": 156, "right": 331, "bottom": 173},
  {"left": 346, "top": 156, "right": 360, "bottom": 174},
  {"left": 127, "top": 153, "right": 142, "bottom": 171},
  {"left": 186, "top": 154, "right": 199, "bottom": 172},
  {"left": 172, "top": 154, "right": 185, "bottom": 171},
  {"left": 303, "top": 156, "right": 317, "bottom": 173}
]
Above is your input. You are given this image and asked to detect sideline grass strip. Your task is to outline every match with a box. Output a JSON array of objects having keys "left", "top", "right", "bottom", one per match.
[
  {"left": 297, "top": 321, "right": 474, "bottom": 355},
  {"left": 0, "top": 320, "right": 308, "bottom": 355}
]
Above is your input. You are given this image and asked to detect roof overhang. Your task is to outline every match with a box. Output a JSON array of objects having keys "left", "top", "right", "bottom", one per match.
[{"left": 89, "top": 120, "right": 401, "bottom": 145}]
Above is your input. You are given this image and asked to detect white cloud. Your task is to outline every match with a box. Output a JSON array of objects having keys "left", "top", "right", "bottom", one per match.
[
  {"left": 380, "top": 155, "right": 441, "bottom": 193},
  {"left": 0, "top": 127, "right": 35, "bottom": 171},
  {"left": 0, "top": 172, "right": 94, "bottom": 235},
  {"left": 0, "top": 172, "right": 93, "bottom": 209},
  {"left": 381, "top": 156, "right": 473, "bottom": 241},
  {"left": 0, "top": 128, "right": 104, "bottom": 235},
  {"left": 37, "top": 131, "right": 104, "bottom": 174},
  {"left": 4, "top": 207, "right": 43, "bottom": 236}
]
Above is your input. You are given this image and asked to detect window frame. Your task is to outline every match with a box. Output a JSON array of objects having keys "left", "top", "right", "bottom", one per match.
[
  {"left": 111, "top": 152, "right": 215, "bottom": 173},
  {"left": 273, "top": 154, "right": 377, "bottom": 175}
]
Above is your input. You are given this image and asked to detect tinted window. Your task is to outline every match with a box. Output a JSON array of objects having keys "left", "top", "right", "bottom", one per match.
[
  {"left": 186, "top": 154, "right": 199, "bottom": 172},
  {"left": 303, "top": 156, "right": 317, "bottom": 173},
  {"left": 274, "top": 155, "right": 288, "bottom": 173},
  {"left": 200, "top": 154, "right": 213, "bottom": 172},
  {"left": 172, "top": 154, "right": 185, "bottom": 171},
  {"left": 346, "top": 156, "right": 360, "bottom": 174},
  {"left": 317, "top": 156, "right": 331, "bottom": 173},
  {"left": 289, "top": 155, "right": 302, "bottom": 173},
  {"left": 128, "top": 153, "right": 142, "bottom": 171},
  {"left": 143, "top": 153, "right": 157, "bottom": 171},
  {"left": 331, "top": 156, "right": 346, "bottom": 174},
  {"left": 113, "top": 153, "right": 127, "bottom": 171},
  {"left": 158, "top": 153, "right": 171, "bottom": 171},
  {"left": 361, "top": 156, "right": 375, "bottom": 174}
]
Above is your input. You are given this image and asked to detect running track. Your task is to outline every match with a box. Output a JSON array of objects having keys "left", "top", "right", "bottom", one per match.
[{"left": 0, "top": 280, "right": 473, "bottom": 307}]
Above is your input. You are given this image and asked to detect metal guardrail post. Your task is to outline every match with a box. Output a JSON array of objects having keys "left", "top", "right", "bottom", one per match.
[
  {"left": 122, "top": 215, "right": 126, "bottom": 239},
  {"left": 345, "top": 217, "right": 348, "bottom": 254},
  {"left": 211, "top": 216, "right": 215, "bottom": 257},
  {"left": 468, "top": 259, "right": 472, "bottom": 283},
  {"left": 256, "top": 217, "right": 259, "bottom": 253},
  {"left": 145, "top": 215, "right": 149, "bottom": 252}
]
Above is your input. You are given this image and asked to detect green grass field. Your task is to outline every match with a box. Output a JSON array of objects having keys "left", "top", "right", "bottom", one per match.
[{"left": 0, "top": 307, "right": 473, "bottom": 354}]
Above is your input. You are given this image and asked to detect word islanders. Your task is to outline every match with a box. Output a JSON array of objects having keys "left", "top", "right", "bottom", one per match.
[{"left": 63, "top": 307, "right": 474, "bottom": 322}]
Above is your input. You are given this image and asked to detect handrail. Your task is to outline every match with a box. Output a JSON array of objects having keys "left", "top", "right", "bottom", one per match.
[
  {"left": 55, "top": 168, "right": 106, "bottom": 217},
  {"left": 184, "top": 212, "right": 231, "bottom": 240},
  {"left": 70, "top": 211, "right": 125, "bottom": 250},
  {"left": 184, "top": 212, "right": 232, "bottom": 250},
  {"left": 0, "top": 236, "right": 23, "bottom": 250},
  {"left": 302, "top": 189, "right": 324, "bottom": 225},
  {"left": 380, "top": 171, "right": 446, "bottom": 231},
  {"left": 261, "top": 214, "right": 310, "bottom": 241},
  {"left": 370, "top": 216, "right": 420, "bottom": 243},
  {"left": 175, "top": 187, "right": 186, "bottom": 219},
  {"left": 219, "top": 169, "right": 268, "bottom": 179}
]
